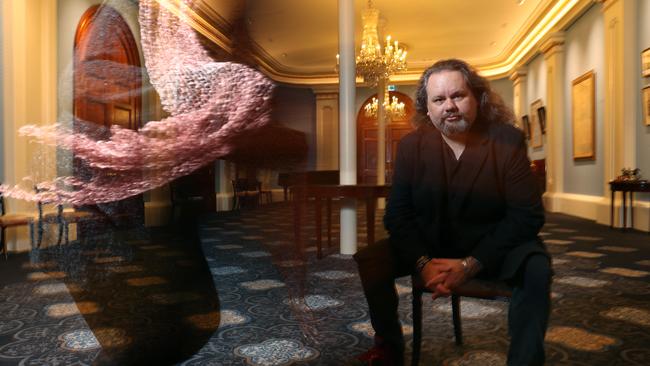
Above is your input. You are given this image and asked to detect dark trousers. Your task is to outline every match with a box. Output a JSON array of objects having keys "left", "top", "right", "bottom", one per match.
[{"left": 354, "top": 239, "right": 552, "bottom": 366}]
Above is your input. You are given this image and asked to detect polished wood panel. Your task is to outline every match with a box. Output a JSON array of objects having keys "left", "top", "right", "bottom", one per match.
[
  {"left": 73, "top": 5, "right": 143, "bottom": 229},
  {"left": 357, "top": 91, "right": 415, "bottom": 184}
]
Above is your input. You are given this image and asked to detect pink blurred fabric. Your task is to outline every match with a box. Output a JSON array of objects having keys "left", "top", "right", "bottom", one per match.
[{"left": 1, "top": 0, "right": 275, "bottom": 205}]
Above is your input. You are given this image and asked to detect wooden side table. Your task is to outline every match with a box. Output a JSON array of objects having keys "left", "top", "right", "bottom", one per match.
[
  {"left": 291, "top": 184, "right": 391, "bottom": 258},
  {"left": 609, "top": 179, "right": 650, "bottom": 230}
]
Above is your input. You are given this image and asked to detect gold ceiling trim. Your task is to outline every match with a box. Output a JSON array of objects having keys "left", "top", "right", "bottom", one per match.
[
  {"left": 164, "top": 0, "right": 595, "bottom": 84},
  {"left": 155, "top": 0, "right": 232, "bottom": 53}
]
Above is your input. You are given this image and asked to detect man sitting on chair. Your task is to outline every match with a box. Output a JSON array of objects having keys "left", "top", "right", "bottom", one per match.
[{"left": 352, "top": 59, "right": 552, "bottom": 366}]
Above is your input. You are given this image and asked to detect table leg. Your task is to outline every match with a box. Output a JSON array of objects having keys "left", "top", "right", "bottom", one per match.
[
  {"left": 622, "top": 191, "right": 627, "bottom": 231},
  {"left": 293, "top": 190, "right": 303, "bottom": 257},
  {"left": 366, "top": 198, "right": 376, "bottom": 246},
  {"left": 326, "top": 198, "right": 332, "bottom": 248},
  {"left": 630, "top": 192, "right": 634, "bottom": 230},
  {"left": 610, "top": 190, "right": 615, "bottom": 228},
  {"left": 315, "top": 197, "right": 322, "bottom": 259}
]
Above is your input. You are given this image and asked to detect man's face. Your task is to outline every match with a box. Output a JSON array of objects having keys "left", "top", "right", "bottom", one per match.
[{"left": 425, "top": 70, "right": 478, "bottom": 137}]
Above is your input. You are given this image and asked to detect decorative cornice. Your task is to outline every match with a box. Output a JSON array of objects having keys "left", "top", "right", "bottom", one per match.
[
  {"left": 155, "top": 0, "right": 232, "bottom": 52},
  {"left": 175, "top": 0, "right": 589, "bottom": 85},
  {"left": 315, "top": 92, "right": 339, "bottom": 100},
  {"left": 600, "top": 0, "right": 619, "bottom": 12},
  {"left": 509, "top": 67, "right": 528, "bottom": 85},
  {"left": 539, "top": 32, "right": 566, "bottom": 58}
]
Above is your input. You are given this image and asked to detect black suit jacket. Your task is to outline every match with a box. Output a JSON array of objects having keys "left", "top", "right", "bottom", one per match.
[{"left": 384, "top": 120, "right": 548, "bottom": 280}]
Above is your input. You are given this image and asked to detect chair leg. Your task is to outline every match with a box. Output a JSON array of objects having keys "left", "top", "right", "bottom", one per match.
[
  {"left": 37, "top": 220, "right": 44, "bottom": 249},
  {"left": 451, "top": 294, "right": 463, "bottom": 346},
  {"left": 64, "top": 223, "right": 70, "bottom": 245},
  {"left": 56, "top": 222, "right": 64, "bottom": 246},
  {"left": 1, "top": 227, "right": 6, "bottom": 260},
  {"left": 29, "top": 222, "right": 35, "bottom": 249},
  {"left": 411, "top": 285, "right": 423, "bottom": 366}
]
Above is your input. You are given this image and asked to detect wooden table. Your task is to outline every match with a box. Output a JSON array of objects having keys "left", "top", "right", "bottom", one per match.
[
  {"left": 609, "top": 179, "right": 650, "bottom": 230},
  {"left": 291, "top": 184, "right": 391, "bottom": 258}
]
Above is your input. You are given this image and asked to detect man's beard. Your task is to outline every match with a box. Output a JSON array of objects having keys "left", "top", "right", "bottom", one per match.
[{"left": 431, "top": 115, "right": 472, "bottom": 137}]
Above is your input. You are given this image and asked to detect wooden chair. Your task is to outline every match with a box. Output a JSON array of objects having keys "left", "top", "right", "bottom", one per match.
[
  {"left": 257, "top": 181, "right": 273, "bottom": 205},
  {"left": 231, "top": 178, "right": 260, "bottom": 210},
  {"left": 0, "top": 190, "right": 34, "bottom": 259},
  {"left": 34, "top": 187, "right": 96, "bottom": 248},
  {"left": 411, "top": 277, "right": 512, "bottom": 366}
]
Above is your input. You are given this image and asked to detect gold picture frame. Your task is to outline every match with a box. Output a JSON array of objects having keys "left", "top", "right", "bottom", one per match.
[
  {"left": 643, "top": 48, "right": 650, "bottom": 77},
  {"left": 572, "top": 70, "right": 595, "bottom": 160},
  {"left": 643, "top": 85, "right": 650, "bottom": 126},
  {"left": 529, "top": 99, "right": 543, "bottom": 148}
]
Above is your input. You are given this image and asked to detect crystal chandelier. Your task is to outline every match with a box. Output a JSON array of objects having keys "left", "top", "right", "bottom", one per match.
[
  {"left": 364, "top": 87, "right": 406, "bottom": 119},
  {"left": 355, "top": 0, "right": 407, "bottom": 86}
]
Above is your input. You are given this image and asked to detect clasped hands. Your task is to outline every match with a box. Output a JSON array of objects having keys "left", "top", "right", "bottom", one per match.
[{"left": 420, "top": 258, "right": 468, "bottom": 300}]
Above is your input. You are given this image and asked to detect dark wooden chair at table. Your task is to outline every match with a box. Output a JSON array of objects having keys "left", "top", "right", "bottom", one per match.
[
  {"left": 0, "top": 189, "right": 35, "bottom": 259},
  {"left": 257, "top": 180, "right": 273, "bottom": 205},
  {"left": 231, "top": 178, "right": 260, "bottom": 210},
  {"left": 34, "top": 186, "right": 96, "bottom": 248},
  {"left": 410, "top": 277, "right": 512, "bottom": 366}
]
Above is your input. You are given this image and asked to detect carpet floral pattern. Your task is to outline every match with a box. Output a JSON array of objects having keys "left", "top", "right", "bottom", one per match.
[{"left": 1, "top": 202, "right": 649, "bottom": 365}]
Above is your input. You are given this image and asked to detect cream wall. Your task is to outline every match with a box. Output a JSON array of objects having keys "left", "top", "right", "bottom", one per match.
[
  {"left": 0, "top": 4, "right": 4, "bottom": 184},
  {"left": 1, "top": 0, "right": 58, "bottom": 252},
  {"left": 637, "top": 0, "right": 650, "bottom": 203},
  {"left": 491, "top": 78, "right": 515, "bottom": 111},
  {"left": 517, "top": 0, "right": 648, "bottom": 231},
  {"left": 273, "top": 85, "right": 317, "bottom": 170},
  {"left": 563, "top": 4, "right": 605, "bottom": 197}
]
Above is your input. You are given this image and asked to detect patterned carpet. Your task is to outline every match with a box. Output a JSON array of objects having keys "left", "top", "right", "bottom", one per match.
[{"left": 1, "top": 201, "right": 649, "bottom": 365}]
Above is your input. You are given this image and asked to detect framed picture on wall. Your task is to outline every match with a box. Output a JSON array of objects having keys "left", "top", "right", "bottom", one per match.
[
  {"left": 537, "top": 106, "right": 546, "bottom": 134},
  {"left": 530, "top": 99, "right": 544, "bottom": 148},
  {"left": 521, "top": 115, "right": 530, "bottom": 140},
  {"left": 572, "top": 70, "right": 596, "bottom": 160},
  {"left": 642, "top": 48, "right": 650, "bottom": 77},
  {"left": 643, "top": 86, "right": 650, "bottom": 126}
]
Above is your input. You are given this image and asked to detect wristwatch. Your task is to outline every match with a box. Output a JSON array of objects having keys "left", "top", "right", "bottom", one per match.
[
  {"left": 415, "top": 255, "right": 431, "bottom": 273},
  {"left": 460, "top": 256, "right": 482, "bottom": 277}
]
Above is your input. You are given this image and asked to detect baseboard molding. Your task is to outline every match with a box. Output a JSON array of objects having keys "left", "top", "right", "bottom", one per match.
[{"left": 543, "top": 192, "right": 650, "bottom": 232}]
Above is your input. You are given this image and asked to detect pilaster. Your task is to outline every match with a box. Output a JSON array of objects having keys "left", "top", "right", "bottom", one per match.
[
  {"left": 539, "top": 32, "right": 566, "bottom": 212},
  {"left": 314, "top": 91, "right": 340, "bottom": 170},
  {"left": 599, "top": 0, "right": 638, "bottom": 226},
  {"left": 509, "top": 67, "right": 528, "bottom": 122},
  {"left": 2, "top": 0, "right": 58, "bottom": 251}
]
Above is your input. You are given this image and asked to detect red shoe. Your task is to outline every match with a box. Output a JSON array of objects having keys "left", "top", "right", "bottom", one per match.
[{"left": 348, "top": 343, "right": 403, "bottom": 366}]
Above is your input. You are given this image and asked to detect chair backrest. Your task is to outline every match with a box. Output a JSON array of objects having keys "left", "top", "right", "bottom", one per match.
[
  {"left": 34, "top": 186, "right": 63, "bottom": 222},
  {"left": 0, "top": 189, "right": 5, "bottom": 216},
  {"left": 232, "top": 178, "right": 259, "bottom": 192}
]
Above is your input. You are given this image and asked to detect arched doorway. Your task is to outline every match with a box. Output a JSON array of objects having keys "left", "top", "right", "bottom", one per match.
[
  {"left": 357, "top": 90, "right": 415, "bottom": 184},
  {"left": 73, "top": 5, "right": 143, "bottom": 227}
]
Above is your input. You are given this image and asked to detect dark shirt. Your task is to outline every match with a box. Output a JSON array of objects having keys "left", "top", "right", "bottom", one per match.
[{"left": 440, "top": 140, "right": 465, "bottom": 258}]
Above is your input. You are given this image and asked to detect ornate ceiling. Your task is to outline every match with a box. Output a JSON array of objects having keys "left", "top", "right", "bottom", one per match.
[{"left": 177, "top": 0, "right": 595, "bottom": 85}]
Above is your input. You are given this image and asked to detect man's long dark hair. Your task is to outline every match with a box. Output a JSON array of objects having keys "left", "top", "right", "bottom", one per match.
[{"left": 413, "top": 59, "right": 515, "bottom": 127}]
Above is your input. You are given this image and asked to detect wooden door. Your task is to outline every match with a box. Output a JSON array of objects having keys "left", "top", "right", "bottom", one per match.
[
  {"left": 357, "top": 91, "right": 415, "bottom": 184},
  {"left": 73, "top": 5, "right": 143, "bottom": 228}
]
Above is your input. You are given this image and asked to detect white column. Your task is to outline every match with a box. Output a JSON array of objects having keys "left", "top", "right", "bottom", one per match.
[
  {"left": 338, "top": 0, "right": 357, "bottom": 254},
  {"left": 599, "top": 0, "right": 639, "bottom": 228},
  {"left": 2, "top": 0, "right": 58, "bottom": 251},
  {"left": 376, "top": 78, "right": 386, "bottom": 209},
  {"left": 215, "top": 160, "right": 231, "bottom": 211},
  {"left": 539, "top": 32, "right": 565, "bottom": 212},
  {"left": 509, "top": 68, "right": 527, "bottom": 122},
  {"left": 314, "top": 90, "right": 339, "bottom": 170}
]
